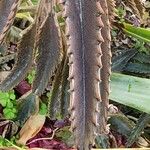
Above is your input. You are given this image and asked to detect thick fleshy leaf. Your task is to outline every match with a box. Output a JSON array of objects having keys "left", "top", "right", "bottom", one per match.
[
  {"left": 0, "top": 0, "right": 20, "bottom": 44},
  {"left": 60, "top": 57, "right": 69, "bottom": 118},
  {"left": 99, "top": 0, "right": 112, "bottom": 135},
  {"left": 63, "top": 0, "right": 104, "bottom": 149},
  {"left": 122, "top": 23, "right": 150, "bottom": 43},
  {"left": 124, "top": 62, "right": 150, "bottom": 74},
  {"left": 133, "top": 53, "right": 150, "bottom": 64},
  {"left": 32, "top": 12, "right": 61, "bottom": 95},
  {"left": 0, "top": 23, "right": 36, "bottom": 91},
  {"left": 112, "top": 49, "right": 137, "bottom": 72},
  {"left": 16, "top": 91, "right": 39, "bottom": 126},
  {"left": 126, "top": 113, "right": 150, "bottom": 147},
  {"left": 110, "top": 73, "right": 150, "bottom": 114},
  {"left": 48, "top": 57, "right": 65, "bottom": 119}
]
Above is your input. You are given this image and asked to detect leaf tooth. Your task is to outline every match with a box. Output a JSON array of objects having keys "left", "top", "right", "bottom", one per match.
[
  {"left": 96, "top": 32, "right": 104, "bottom": 43},
  {"left": 96, "top": 18, "right": 104, "bottom": 29},
  {"left": 67, "top": 71, "right": 74, "bottom": 81},
  {"left": 68, "top": 87, "right": 74, "bottom": 93},
  {"left": 70, "top": 122, "right": 77, "bottom": 132},
  {"left": 67, "top": 47, "right": 73, "bottom": 56},
  {"left": 62, "top": 9, "right": 68, "bottom": 19},
  {"left": 68, "top": 61, "right": 73, "bottom": 66},
  {"left": 68, "top": 93, "right": 75, "bottom": 112},
  {"left": 95, "top": 74, "right": 101, "bottom": 82},
  {"left": 96, "top": 1, "right": 104, "bottom": 15},
  {"left": 95, "top": 105, "right": 100, "bottom": 113},
  {"left": 97, "top": 59, "right": 103, "bottom": 69},
  {"left": 70, "top": 110, "right": 76, "bottom": 121},
  {"left": 59, "top": 0, "right": 66, "bottom": 5},
  {"left": 105, "top": 124, "right": 110, "bottom": 134},
  {"left": 68, "top": 104, "right": 75, "bottom": 112},
  {"left": 94, "top": 90, "right": 101, "bottom": 102},
  {"left": 92, "top": 111, "right": 100, "bottom": 127}
]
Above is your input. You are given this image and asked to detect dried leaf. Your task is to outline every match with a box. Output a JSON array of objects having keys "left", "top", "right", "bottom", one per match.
[{"left": 17, "top": 114, "right": 45, "bottom": 145}]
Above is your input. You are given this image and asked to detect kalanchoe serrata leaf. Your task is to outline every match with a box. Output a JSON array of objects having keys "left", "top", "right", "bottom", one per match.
[
  {"left": 107, "top": 0, "right": 116, "bottom": 22},
  {"left": 126, "top": 0, "right": 144, "bottom": 21},
  {"left": 33, "top": 1, "right": 61, "bottom": 95},
  {"left": 0, "top": 0, "right": 20, "bottom": 44},
  {"left": 124, "top": 62, "right": 150, "bottom": 74},
  {"left": 60, "top": 56, "right": 69, "bottom": 118},
  {"left": 126, "top": 113, "right": 150, "bottom": 147},
  {"left": 48, "top": 55, "right": 66, "bottom": 119},
  {"left": 112, "top": 49, "right": 137, "bottom": 72},
  {"left": 99, "top": 0, "right": 112, "bottom": 134},
  {"left": 16, "top": 91, "right": 39, "bottom": 126},
  {"left": 0, "top": 23, "right": 36, "bottom": 91},
  {"left": 133, "top": 53, "right": 150, "bottom": 64},
  {"left": 62, "top": 0, "right": 105, "bottom": 149},
  {"left": 132, "top": 0, "right": 145, "bottom": 19}
]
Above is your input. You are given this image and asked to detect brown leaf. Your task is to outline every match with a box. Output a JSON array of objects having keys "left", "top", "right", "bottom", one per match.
[
  {"left": 0, "top": 23, "right": 36, "bottom": 92},
  {"left": 17, "top": 114, "right": 45, "bottom": 145},
  {"left": 63, "top": 0, "right": 104, "bottom": 149},
  {"left": 0, "top": 0, "right": 20, "bottom": 44}
]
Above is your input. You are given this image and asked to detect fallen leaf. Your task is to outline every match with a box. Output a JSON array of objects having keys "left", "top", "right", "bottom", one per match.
[{"left": 17, "top": 114, "right": 45, "bottom": 145}]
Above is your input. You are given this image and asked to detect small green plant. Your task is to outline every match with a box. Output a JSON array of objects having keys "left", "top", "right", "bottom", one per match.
[
  {"left": 26, "top": 69, "right": 36, "bottom": 84},
  {"left": 0, "top": 136, "right": 26, "bottom": 150},
  {"left": 0, "top": 90, "right": 17, "bottom": 119},
  {"left": 39, "top": 102, "right": 47, "bottom": 115}
]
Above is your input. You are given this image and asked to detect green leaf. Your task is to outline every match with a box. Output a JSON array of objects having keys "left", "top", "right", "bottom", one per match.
[
  {"left": 0, "top": 92, "right": 9, "bottom": 99},
  {"left": 0, "top": 92, "right": 9, "bottom": 107},
  {"left": 31, "top": 0, "right": 39, "bottom": 5},
  {"left": 16, "top": 12, "right": 34, "bottom": 22},
  {"left": 0, "top": 98, "right": 7, "bottom": 107},
  {"left": 123, "top": 23, "right": 150, "bottom": 43},
  {"left": 27, "top": 69, "right": 36, "bottom": 84},
  {"left": 9, "top": 91, "right": 16, "bottom": 100},
  {"left": 110, "top": 73, "right": 150, "bottom": 114},
  {"left": 6, "top": 99, "right": 14, "bottom": 108},
  {"left": 3, "top": 108, "right": 15, "bottom": 119},
  {"left": 39, "top": 102, "right": 47, "bottom": 115}
]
